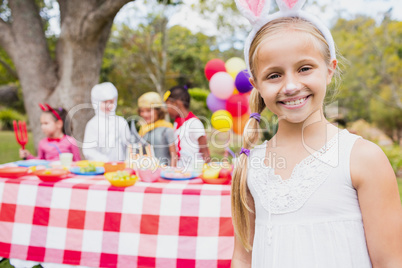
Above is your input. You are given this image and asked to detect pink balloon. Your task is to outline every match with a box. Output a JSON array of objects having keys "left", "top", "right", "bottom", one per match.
[{"left": 209, "top": 72, "right": 234, "bottom": 100}]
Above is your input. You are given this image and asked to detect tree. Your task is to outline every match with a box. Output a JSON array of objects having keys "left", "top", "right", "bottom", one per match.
[
  {"left": 0, "top": 0, "right": 134, "bottom": 146},
  {"left": 332, "top": 16, "right": 402, "bottom": 142},
  {"left": 101, "top": 18, "right": 221, "bottom": 107}
]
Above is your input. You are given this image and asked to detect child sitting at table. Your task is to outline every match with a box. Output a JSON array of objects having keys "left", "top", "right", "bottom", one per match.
[
  {"left": 19, "top": 104, "right": 81, "bottom": 161},
  {"left": 163, "top": 85, "right": 210, "bottom": 169},
  {"left": 136, "top": 92, "right": 177, "bottom": 166},
  {"left": 83, "top": 82, "right": 130, "bottom": 162}
]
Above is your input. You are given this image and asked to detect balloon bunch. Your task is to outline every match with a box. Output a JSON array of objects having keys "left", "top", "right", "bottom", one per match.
[{"left": 205, "top": 58, "right": 253, "bottom": 135}]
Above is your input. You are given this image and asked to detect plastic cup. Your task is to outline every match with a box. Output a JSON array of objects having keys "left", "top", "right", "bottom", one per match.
[{"left": 59, "top": 153, "right": 73, "bottom": 168}]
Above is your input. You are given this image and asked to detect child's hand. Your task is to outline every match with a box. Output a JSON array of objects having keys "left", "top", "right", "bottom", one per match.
[{"left": 19, "top": 149, "right": 30, "bottom": 159}]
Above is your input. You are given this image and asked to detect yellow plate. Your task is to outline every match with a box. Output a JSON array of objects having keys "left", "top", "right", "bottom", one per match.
[
  {"left": 75, "top": 160, "right": 105, "bottom": 167},
  {"left": 105, "top": 172, "right": 138, "bottom": 187}
]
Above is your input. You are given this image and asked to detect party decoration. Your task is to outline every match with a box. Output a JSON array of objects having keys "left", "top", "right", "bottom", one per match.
[
  {"left": 207, "top": 93, "right": 227, "bottom": 112},
  {"left": 235, "top": 70, "right": 253, "bottom": 93},
  {"left": 204, "top": 59, "right": 227, "bottom": 80},
  {"left": 211, "top": 110, "right": 233, "bottom": 132},
  {"left": 226, "top": 94, "right": 249, "bottom": 117},
  {"left": 225, "top": 57, "right": 247, "bottom": 78},
  {"left": 232, "top": 113, "right": 250, "bottom": 136},
  {"left": 209, "top": 72, "right": 235, "bottom": 100}
]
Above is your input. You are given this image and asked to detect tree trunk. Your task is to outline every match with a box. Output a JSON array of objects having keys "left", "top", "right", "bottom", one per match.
[{"left": 0, "top": 0, "right": 133, "bottom": 149}]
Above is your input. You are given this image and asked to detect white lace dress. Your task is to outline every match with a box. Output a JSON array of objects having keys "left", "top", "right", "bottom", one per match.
[{"left": 247, "top": 129, "right": 372, "bottom": 268}]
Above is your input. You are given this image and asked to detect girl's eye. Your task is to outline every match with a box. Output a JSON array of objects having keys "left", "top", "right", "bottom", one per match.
[
  {"left": 267, "top": 73, "right": 280, "bottom": 80},
  {"left": 300, "top": 66, "right": 311, "bottom": 72}
]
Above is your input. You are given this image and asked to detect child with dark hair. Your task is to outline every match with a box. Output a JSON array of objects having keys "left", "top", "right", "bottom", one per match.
[
  {"left": 19, "top": 104, "right": 81, "bottom": 161},
  {"left": 164, "top": 85, "right": 210, "bottom": 170}
]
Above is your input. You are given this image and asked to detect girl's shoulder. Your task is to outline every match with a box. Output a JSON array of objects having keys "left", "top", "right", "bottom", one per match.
[
  {"left": 351, "top": 137, "right": 387, "bottom": 165},
  {"left": 350, "top": 137, "right": 394, "bottom": 187}
]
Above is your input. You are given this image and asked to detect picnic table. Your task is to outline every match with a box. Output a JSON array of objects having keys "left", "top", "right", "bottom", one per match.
[{"left": 0, "top": 168, "right": 234, "bottom": 267}]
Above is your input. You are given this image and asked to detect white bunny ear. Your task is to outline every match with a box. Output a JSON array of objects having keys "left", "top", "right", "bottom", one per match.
[
  {"left": 235, "top": 0, "right": 272, "bottom": 24},
  {"left": 275, "top": 0, "right": 306, "bottom": 11}
]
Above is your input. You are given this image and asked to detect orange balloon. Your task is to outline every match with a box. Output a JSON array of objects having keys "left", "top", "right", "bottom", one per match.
[
  {"left": 232, "top": 113, "right": 250, "bottom": 135},
  {"left": 233, "top": 88, "right": 239, "bottom": 95}
]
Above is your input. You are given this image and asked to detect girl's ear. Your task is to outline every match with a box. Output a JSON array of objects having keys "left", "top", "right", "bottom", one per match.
[
  {"left": 235, "top": 0, "right": 272, "bottom": 24},
  {"left": 249, "top": 76, "right": 257, "bottom": 90},
  {"left": 326, "top": 59, "right": 337, "bottom": 85}
]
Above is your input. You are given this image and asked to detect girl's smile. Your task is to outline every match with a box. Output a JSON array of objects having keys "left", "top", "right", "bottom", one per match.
[{"left": 278, "top": 94, "right": 312, "bottom": 109}]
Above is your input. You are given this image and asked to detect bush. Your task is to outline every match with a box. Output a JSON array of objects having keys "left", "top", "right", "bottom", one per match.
[
  {"left": 188, "top": 87, "right": 209, "bottom": 103},
  {"left": 0, "top": 108, "right": 25, "bottom": 130},
  {"left": 382, "top": 144, "right": 402, "bottom": 174}
]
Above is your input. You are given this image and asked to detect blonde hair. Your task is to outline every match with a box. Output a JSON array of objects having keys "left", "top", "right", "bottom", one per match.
[{"left": 231, "top": 17, "right": 340, "bottom": 251}]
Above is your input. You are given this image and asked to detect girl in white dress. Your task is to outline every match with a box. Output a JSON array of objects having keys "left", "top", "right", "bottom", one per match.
[{"left": 231, "top": 0, "right": 402, "bottom": 267}]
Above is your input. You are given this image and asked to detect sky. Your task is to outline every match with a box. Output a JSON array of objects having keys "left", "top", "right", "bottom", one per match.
[
  {"left": 46, "top": 0, "right": 402, "bottom": 39},
  {"left": 113, "top": 0, "right": 402, "bottom": 36}
]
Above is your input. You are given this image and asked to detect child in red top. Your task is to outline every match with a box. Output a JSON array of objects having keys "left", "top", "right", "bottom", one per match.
[
  {"left": 19, "top": 104, "right": 81, "bottom": 161},
  {"left": 164, "top": 85, "right": 210, "bottom": 169}
]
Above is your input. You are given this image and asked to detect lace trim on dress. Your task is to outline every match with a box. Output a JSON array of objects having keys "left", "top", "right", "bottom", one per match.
[{"left": 249, "top": 130, "right": 345, "bottom": 215}]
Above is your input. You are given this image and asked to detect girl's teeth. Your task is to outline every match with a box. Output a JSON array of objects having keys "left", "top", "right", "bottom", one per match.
[{"left": 284, "top": 97, "right": 306, "bottom": 105}]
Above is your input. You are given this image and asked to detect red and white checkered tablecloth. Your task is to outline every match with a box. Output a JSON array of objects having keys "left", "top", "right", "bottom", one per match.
[{"left": 0, "top": 174, "right": 234, "bottom": 267}]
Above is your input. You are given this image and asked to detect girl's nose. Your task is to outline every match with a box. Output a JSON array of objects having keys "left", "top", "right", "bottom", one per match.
[{"left": 282, "top": 82, "right": 299, "bottom": 95}]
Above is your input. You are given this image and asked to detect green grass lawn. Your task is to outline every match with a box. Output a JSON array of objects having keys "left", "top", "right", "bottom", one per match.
[{"left": 0, "top": 131, "right": 35, "bottom": 164}]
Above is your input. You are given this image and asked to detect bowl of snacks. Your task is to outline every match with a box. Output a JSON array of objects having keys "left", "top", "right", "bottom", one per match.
[
  {"left": 105, "top": 170, "right": 138, "bottom": 187},
  {"left": 201, "top": 162, "right": 232, "bottom": 184}
]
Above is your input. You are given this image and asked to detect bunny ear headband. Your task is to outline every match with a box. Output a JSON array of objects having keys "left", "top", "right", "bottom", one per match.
[{"left": 235, "top": 0, "right": 336, "bottom": 75}]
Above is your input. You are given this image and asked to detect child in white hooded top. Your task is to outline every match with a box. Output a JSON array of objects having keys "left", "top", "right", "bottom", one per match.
[{"left": 83, "top": 82, "right": 130, "bottom": 162}]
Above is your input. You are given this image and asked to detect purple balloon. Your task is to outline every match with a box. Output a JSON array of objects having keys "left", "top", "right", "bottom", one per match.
[
  {"left": 207, "top": 93, "right": 227, "bottom": 112},
  {"left": 235, "top": 70, "right": 253, "bottom": 93}
]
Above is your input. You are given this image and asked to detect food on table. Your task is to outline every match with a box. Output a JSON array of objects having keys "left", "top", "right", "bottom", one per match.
[
  {"left": 112, "top": 170, "right": 136, "bottom": 180},
  {"left": 201, "top": 162, "right": 233, "bottom": 183},
  {"left": 202, "top": 167, "right": 220, "bottom": 179},
  {"left": 123, "top": 168, "right": 136, "bottom": 175},
  {"left": 105, "top": 171, "right": 138, "bottom": 187},
  {"left": 159, "top": 166, "right": 196, "bottom": 180},
  {"left": 75, "top": 160, "right": 104, "bottom": 167},
  {"left": 79, "top": 163, "right": 97, "bottom": 173},
  {"left": 218, "top": 168, "right": 232, "bottom": 180}
]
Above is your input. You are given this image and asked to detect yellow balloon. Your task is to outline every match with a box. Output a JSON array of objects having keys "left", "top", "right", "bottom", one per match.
[
  {"left": 233, "top": 88, "right": 239, "bottom": 95},
  {"left": 225, "top": 57, "right": 246, "bottom": 79},
  {"left": 211, "top": 110, "right": 233, "bottom": 132}
]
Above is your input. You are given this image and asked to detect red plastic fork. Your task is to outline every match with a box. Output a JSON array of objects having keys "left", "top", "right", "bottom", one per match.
[{"left": 13, "top": 120, "right": 28, "bottom": 150}]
